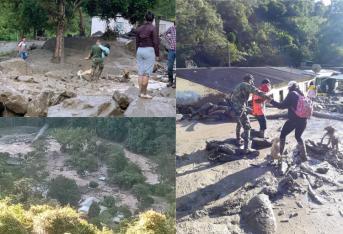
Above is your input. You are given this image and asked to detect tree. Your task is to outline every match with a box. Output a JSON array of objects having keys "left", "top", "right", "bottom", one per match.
[{"left": 48, "top": 176, "right": 81, "bottom": 206}]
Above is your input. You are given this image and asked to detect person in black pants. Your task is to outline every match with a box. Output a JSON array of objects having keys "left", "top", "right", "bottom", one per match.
[{"left": 270, "top": 81, "right": 308, "bottom": 162}]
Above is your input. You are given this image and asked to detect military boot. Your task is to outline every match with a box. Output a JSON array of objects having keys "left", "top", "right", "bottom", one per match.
[
  {"left": 236, "top": 125, "right": 243, "bottom": 146},
  {"left": 259, "top": 130, "right": 265, "bottom": 138}
]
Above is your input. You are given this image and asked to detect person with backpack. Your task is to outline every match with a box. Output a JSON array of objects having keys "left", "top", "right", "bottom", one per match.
[
  {"left": 17, "top": 37, "right": 28, "bottom": 60},
  {"left": 252, "top": 79, "right": 272, "bottom": 138},
  {"left": 270, "top": 81, "right": 313, "bottom": 162},
  {"left": 84, "top": 39, "right": 109, "bottom": 80}
]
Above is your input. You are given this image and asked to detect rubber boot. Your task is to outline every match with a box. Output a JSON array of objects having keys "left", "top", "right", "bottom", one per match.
[
  {"left": 298, "top": 141, "right": 308, "bottom": 162},
  {"left": 243, "top": 130, "right": 257, "bottom": 154},
  {"left": 259, "top": 130, "right": 265, "bottom": 138},
  {"left": 236, "top": 124, "right": 243, "bottom": 146}
]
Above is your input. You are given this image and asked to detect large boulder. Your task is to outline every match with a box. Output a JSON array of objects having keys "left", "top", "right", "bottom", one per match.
[
  {"left": 0, "top": 86, "right": 28, "bottom": 114},
  {"left": 47, "top": 96, "right": 122, "bottom": 117},
  {"left": 112, "top": 87, "right": 139, "bottom": 110},
  {"left": 242, "top": 194, "right": 277, "bottom": 234},
  {"left": 0, "top": 58, "right": 33, "bottom": 75},
  {"left": 124, "top": 97, "right": 176, "bottom": 117},
  {"left": 25, "top": 91, "right": 54, "bottom": 117}
]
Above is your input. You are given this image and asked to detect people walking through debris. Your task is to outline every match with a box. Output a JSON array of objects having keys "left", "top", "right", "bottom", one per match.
[
  {"left": 161, "top": 22, "right": 176, "bottom": 88},
  {"left": 231, "top": 74, "right": 272, "bottom": 154},
  {"left": 136, "top": 11, "right": 160, "bottom": 99},
  {"left": 17, "top": 37, "right": 28, "bottom": 60},
  {"left": 307, "top": 81, "right": 317, "bottom": 99},
  {"left": 84, "top": 39, "right": 109, "bottom": 80},
  {"left": 270, "top": 81, "right": 312, "bottom": 162},
  {"left": 252, "top": 79, "right": 272, "bottom": 138}
]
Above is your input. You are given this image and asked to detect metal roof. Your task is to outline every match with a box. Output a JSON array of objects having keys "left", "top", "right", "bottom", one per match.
[{"left": 176, "top": 67, "right": 314, "bottom": 94}]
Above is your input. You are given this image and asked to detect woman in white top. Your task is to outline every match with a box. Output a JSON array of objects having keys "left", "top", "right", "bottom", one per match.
[{"left": 17, "top": 37, "right": 28, "bottom": 60}]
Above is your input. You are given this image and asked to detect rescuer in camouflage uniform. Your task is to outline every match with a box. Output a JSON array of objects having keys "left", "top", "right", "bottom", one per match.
[{"left": 231, "top": 74, "right": 272, "bottom": 153}]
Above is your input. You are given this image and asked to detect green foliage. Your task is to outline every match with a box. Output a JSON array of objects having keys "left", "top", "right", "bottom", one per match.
[
  {"left": 88, "top": 202, "right": 101, "bottom": 218},
  {"left": 101, "top": 196, "right": 116, "bottom": 208},
  {"left": 47, "top": 176, "right": 81, "bottom": 206},
  {"left": 111, "top": 170, "right": 145, "bottom": 189},
  {"left": 89, "top": 181, "right": 99, "bottom": 189}
]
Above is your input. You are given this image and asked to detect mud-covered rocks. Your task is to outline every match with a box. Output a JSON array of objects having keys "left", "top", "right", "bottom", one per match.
[
  {"left": 47, "top": 96, "right": 122, "bottom": 117},
  {"left": 0, "top": 58, "right": 33, "bottom": 75},
  {"left": 112, "top": 87, "right": 139, "bottom": 110},
  {"left": 242, "top": 194, "right": 277, "bottom": 234},
  {"left": 124, "top": 97, "right": 176, "bottom": 117},
  {"left": 25, "top": 91, "right": 54, "bottom": 117},
  {"left": 0, "top": 86, "right": 28, "bottom": 114}
]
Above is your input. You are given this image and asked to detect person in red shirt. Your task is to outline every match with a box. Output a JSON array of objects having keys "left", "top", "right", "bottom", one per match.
[{"left": 252, "top": 79, "right": 271, "bottom": 138}]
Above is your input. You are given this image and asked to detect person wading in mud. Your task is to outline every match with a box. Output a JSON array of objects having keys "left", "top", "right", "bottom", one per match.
[
  {"left": 270, "top": 81, "right": 312, "bottom": 162},
  {"left": 84, "top": 39, "right": 109, "bottom": 80},
  {"left": 231, "top": 74, "right": 272, "bottom": 154},
  {"left": 17, "top": 37, "right": 28, "bottom": 60},
  {"left": 136, "top": 11, "right": 160, "bottom": 99},
  {"left": 252, "top": 79, "right": 272, "bottom": 138}
]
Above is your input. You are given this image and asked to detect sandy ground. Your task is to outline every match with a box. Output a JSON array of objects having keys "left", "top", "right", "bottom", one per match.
[{"left": 176, "top": 111, "right": 343, "bottom": 234}]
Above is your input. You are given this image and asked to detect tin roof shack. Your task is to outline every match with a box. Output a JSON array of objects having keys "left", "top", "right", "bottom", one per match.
[{"left": 176, "top": 67, "right": 315, "bottom": 102}]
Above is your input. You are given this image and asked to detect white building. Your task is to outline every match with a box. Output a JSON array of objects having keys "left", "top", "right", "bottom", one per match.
[{"left": 91, "top": 16, "right": 174, "bottom": 36}]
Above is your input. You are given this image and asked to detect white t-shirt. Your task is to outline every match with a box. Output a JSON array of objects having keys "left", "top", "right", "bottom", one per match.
[{"left": 18, "top": 41, "right": 27, "bottom": 52}]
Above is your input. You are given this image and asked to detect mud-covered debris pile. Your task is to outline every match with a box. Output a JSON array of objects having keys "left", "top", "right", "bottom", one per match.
[
  {"left": 206, "top": 130, "right": 272, "bottom": 162},
  {"left": 313, "top": 95, "right": 343, "bottom": 114}
]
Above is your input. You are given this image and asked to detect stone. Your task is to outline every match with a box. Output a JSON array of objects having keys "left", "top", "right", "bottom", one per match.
[
  {"left": 316, "top": 167, "right": 329, "bottom": 174},
  {"left": 25, "top": 91, "right": 54, "bottom": 117},
  {"left": 242, "top": 194, "right": 277, "bottom": 234},
  {"left": 112, "top": 90, "right": 132, "bottom": 110},
  {"left": 278, "top": 210, "right": 285, "bottom": 216},
  {"left": 252, "top": 138, "right": 273, "bottom": 150},
  {"left": 124, "top": 97, "right": 175, "bottom": 117},
  {"left": 0, "top": 86, "right": 28, "bottom": 114},
  {"left": 48, "top": 96, "right": 122, "bottom": 117},
  {"left": 0, "top": 58, "right": 33, "bottom": 75}
]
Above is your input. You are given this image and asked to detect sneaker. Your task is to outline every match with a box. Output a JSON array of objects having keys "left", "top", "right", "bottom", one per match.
[{"left": 167, "top": 82, "right": 173, "bottom": 87}]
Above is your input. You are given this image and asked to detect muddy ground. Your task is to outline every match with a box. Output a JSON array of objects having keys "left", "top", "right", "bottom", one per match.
[
  {"left": 0, "top": 126, "right": 167, "bottom": 214},
  {"left": 0, "top": 38, "right": 175, "bottom": 117},
  {"left": 176, "top": 109, "right": 343, "bottom": 234}
]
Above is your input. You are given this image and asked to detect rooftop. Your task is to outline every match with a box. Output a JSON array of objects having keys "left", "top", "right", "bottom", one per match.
[{"left": 176, "top": 67, "right": 314, "bottom": 94}]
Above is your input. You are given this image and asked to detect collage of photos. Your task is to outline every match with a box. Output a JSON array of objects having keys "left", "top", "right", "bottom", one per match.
[
  {"left": 1, "top": 0, "right": 343, "bottom": 234},
  {"left": 176, "top": 0, "right": 343, "bottom": 234}
]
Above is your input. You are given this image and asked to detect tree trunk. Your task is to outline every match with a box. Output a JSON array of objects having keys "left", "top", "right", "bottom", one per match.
[
  {"left": 78, "top": 7, "right": 86, "bottom": 37},
  {"left": 156, "top": 16, "right": 160, "bottom": 36},
  {"left": 52, "top": 0, "right": 66, "bottom": 63}
]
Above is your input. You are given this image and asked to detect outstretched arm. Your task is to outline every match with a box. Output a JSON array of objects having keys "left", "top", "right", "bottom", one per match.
[{"left": 270, "top": 92, "right": 293, "bottom": 109}]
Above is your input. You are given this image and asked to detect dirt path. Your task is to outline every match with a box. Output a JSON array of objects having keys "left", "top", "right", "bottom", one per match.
[
  {"left": 124, "top": 149, "right": 160, "bottom": 185},
  {"left": 176, "top": 115, "right": 343, "bottom": 234}
]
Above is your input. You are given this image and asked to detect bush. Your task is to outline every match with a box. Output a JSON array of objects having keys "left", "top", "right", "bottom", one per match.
[
  {"left": 139, "top": 196, "right": 154, "bottom": 210},
  {"left": 126, "top": 210, "right": 174, "bottom": 234},
  {"left": 88, "top": 202, "right": 100, "bottom": 219},
  {"left": 0, "top": 211, "right": 28, "bottom": 234},
  {"left": 111, "top": 171, "right": 145, "bottom": 189},
  {"left": 89, "top": 181, "right": 99, "bottom": 189},
  {"left": 101, "top": 196, "right": 116, "bottom": 208},
  {"left": 47, "top": 176, "right": 81, "bottom": 206}
]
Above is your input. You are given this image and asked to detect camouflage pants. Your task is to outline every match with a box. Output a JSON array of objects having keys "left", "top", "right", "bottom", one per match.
[
  {"left": 91, "top": 58, "right": 104, "bottom": 80},
  {"left": 233, "top": 105, "right": 251, "bottom": 145}
]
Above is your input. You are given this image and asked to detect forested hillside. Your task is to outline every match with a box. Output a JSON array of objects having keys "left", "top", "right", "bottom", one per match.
[
  {"left": 0, "top": 118, "right": 175, "bottom": 234},
  {"left": 177, "top": 0, "right": 343, "bottom": 67}
]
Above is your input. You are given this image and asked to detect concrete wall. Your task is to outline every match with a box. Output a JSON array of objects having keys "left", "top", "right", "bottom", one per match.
[
  {"left": 177, "top": 77, "right": 315, "bottom": 104},
  {"left": 91, "top": 17, "right": 174, "bottom": 36}
]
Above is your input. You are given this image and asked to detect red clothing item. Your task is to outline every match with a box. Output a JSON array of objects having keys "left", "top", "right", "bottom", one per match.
[{"left": 252, "top": 84, "right": 270, "bottom": 116}]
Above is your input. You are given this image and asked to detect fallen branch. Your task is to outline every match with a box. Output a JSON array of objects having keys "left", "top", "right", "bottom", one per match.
[
  {"left": 307, "top": 184, "right": 325, "bottom": 205},
  {"left": 300, "top": 164, "right": 339, "bottom": 186}
]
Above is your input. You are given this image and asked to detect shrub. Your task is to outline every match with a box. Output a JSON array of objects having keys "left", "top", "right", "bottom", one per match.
[
  {"left": 139, "top": 196, "right": 154, "bottom": 210},
  {"left": 88, "top": 202, "right": 100, "bottom": 219},
  {"left": 89, "top": 181, "right": 99, "bottom": 189},
  {"left": 126, "top": 210, "right": 174, "bottom": 234},
  {"left": 101, "top": 196, "right": 116, "bottom": 208},
  {"left": 111, "top": 171, "right": 145, "bottom": 189},
  {"left": 47, "top": 176, "right": 81, "bottom": 206}
]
